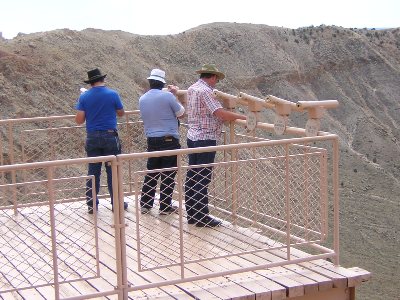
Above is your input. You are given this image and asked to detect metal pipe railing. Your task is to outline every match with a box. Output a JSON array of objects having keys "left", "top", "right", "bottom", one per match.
[{"left": 0, "top": 90, "right": 341, "bottom": 299}]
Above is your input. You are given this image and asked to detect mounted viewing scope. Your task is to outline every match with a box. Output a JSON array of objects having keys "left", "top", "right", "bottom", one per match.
[
  {"left": 163, "top": 88, "right": 339, "bottom": 136},
  {"left": 238, "top": 92, "right": 274, "bottom": 111},
  {"left": 174, "top": 90, "right": 187, "bottom": 106},
  {"left": 296, "top": 99, "right": 339, "bottom": 136},
  {"left": 213, "top": 89, "right": 240, "bottom": 109},
  {"left": 296, "top": 100, "right": 339, "bottom": 118},
  {"left": 212, "top": 89, "right": 255, "bottom": 131},
  {"left": 263, "top": 95, "right": 299, "bottom": 135},
  {"left": 265, "top": 95, "right": 302, "bottom": 115},
  {"left": 162, "top": 88, "right": 188, "bottom": 106}
]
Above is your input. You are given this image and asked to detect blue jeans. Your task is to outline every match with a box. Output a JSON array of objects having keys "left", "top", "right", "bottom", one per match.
[
  {"left": 140, "top": 136, "right": 181, "bottom": 211},
  {"left": 85, "top": 130, "right": 121, "bottom": 208},
  {"left": 184, "top": 139, "right": 216, "bottom": 221}
]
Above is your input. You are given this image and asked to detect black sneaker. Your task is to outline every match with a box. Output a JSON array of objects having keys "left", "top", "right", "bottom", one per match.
[
  {"left": 195, "top": 216, "right": 222, "bottom": 227},
  {"left": 187, "top": 218, "right": 197, "bottom": 224},
  {"left": 159, "top": 205, "right": 179, "bottom": 215}
]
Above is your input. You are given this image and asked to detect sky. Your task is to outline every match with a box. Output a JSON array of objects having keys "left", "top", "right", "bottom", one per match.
[{"left": 1, "top": 0, "right": 399, "bottom": 39}]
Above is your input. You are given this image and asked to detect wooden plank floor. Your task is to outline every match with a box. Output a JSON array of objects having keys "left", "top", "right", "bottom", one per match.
[{"left": 0, "top": 199, "right": 370, "bottom": 300}]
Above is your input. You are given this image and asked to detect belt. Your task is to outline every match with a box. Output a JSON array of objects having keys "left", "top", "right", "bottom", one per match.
[
  {"left": 147, "top": 136, "right": 176, "bottom": 142},
  {"left": 90, "top": 129, "right": 117, "bottom": 133},
  {"left": 88, "top": 130, "right": 118, "bottom": 136}
]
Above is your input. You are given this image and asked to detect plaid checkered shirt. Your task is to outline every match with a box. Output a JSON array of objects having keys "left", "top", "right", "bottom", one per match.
[{"left": 187, "top": 79, "right": 223, "bottom": 141}]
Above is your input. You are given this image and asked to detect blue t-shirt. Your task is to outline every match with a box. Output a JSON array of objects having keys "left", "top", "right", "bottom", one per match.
[
  {"left": 139, "top": 89, "right": 183, "bottom": 139},
  {"left": 76, "top": 86, "right": 123, "bottom": 132}
]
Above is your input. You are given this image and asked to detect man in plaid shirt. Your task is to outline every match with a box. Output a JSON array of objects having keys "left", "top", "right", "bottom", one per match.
[{"left": 185, "top": 64, "right": 246, "bottom": 227}]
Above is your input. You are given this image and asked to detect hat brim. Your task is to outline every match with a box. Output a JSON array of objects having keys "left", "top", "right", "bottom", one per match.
[
  {"left": 84, "top": 74, "right": 107, "bottom": 84},
  {"left": 147, "top": 75, "right": 166, "bottom": 84},
  {"left": 195, "top": 69, "right": 225, "bottom": 80}
]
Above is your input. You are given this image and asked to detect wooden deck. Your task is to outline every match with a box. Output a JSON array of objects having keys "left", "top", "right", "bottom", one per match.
[{"left": 0, "top": 198, "right": 370, "bottom": 300}]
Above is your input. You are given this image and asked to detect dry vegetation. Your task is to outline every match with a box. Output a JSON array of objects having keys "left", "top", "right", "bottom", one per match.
[{"left": 1, "top": 22, "right": 399, "bottom": 299}]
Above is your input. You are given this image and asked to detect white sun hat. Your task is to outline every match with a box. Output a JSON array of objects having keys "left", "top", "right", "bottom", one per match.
[{"left": 147, "top": 68, "right": 166, "bottom": 83}]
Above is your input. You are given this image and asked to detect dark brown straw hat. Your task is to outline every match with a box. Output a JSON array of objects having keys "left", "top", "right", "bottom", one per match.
[{"left": 84, "top": 68, "right": 107, "bottom": 84}]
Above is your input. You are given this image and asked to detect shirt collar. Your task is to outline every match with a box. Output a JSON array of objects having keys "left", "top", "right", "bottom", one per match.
[{"left": 198, "top": 79, "right": 213, "bottom": 90}]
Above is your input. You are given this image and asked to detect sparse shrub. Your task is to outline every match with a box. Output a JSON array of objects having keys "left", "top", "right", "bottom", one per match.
[
  {"left": 373, "top": 157, "right": 377, "bottom": 163},
  {"left": 295, "top": 39, "right": 299, "bottom": 43},
  {"left": 353, "top": 168, "right": 357, "bottom": 173}
]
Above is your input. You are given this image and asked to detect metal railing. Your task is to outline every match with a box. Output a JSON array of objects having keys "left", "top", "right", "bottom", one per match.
[
  {"left": 0, "top": 106, "right": 340, "bottom": 299},
  {"left": 0, "top": 157, "right": 119, "bottom": 298}
]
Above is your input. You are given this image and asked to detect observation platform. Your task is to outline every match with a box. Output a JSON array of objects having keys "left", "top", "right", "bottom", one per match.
[
  {"left": 0, "top": 198, "right": 370, "bottom": 300},
  {"left": 0, "top": 89, "right": 371, "bottom": 299}
]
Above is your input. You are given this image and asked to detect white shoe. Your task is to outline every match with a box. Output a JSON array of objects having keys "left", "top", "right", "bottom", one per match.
[{"left": 141, "top": 207, "right": 151, "bottom": 214}]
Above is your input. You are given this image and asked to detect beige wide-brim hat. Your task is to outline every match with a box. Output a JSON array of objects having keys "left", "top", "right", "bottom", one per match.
[{"left": 195, "top": 64, "right": 225, "bottom": 80}]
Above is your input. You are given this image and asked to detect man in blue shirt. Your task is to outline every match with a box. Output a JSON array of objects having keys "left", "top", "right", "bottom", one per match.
[
  {"left": 139, "top": 68, "right": 185, "bottom": 215},
  {"left": 75, "top": 68, "right": 128, "bottom": 214}
]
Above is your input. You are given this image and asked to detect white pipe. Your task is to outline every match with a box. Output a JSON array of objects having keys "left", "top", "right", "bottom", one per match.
[
  {"left": 297, "top": 100, "right": 339, "bottom": 109},
  {"left": 238, "top": 92, "right": 274, "bottom": 109}
]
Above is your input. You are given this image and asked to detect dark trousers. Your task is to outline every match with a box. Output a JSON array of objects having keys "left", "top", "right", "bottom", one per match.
[
  {"left": 140, "top": 136, "right": 181, "bottom": 211},
  {"left": 85, "top": 130, "right": 121, "bottom": 208},
  {"left": 184, "top": 139, "right": 216, "bottom": 221}
]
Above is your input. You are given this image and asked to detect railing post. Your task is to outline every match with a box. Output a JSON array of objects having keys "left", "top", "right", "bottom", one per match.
[
  {"left": 320, "top": 150, "right": 328, "bottom": 239},
  {"left": 0, "top": 130, "right": 3, "bottom": 167},
  {"left": 176, "top": 154, "right": 185, "bottom": 279},
  {"left": 229, "top": 121, "right": 238, "bottom": 225},
  {"left": 47, "top": 166, "right": 60, "bottom": 300},
  {"left": 48, "top": 120, "right": 55, "bottom": 161},
  {"left": 114, "top": 158, "right": 128, "bottom": 300},
  {"left": 7, "top": 123, "right": 14, "bottom": 165},
  {"left": 7, "top": 123, "right": 18, "bottom": 215},
  {"left": 123, "top": 115, "right": 134, "bottom": 195},
  {"left": 333, "top": 137, "right": 340, "bottom": 266},
  {"left": 285, "top": 144, "right": 291, "bottom": 260},
  {"left": 303, "top": 143, "right": 310, "bottom": 242}
]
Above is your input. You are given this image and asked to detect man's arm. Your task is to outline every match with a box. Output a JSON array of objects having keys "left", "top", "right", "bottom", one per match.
[
  {"left": 175, "top": 102, "right": 185, "bottom": 119},
  {"left": 168, "top": 87, "right": 185, "bottom": 119},
  {"left": 116, "top": 108, "right": 125, "bottom": 117},
  {"left": 213, "top": 108, "right": 246, "bottom": 121},
  {"left": 75, "top": 110, "right": 86, "bottom": 125}
]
